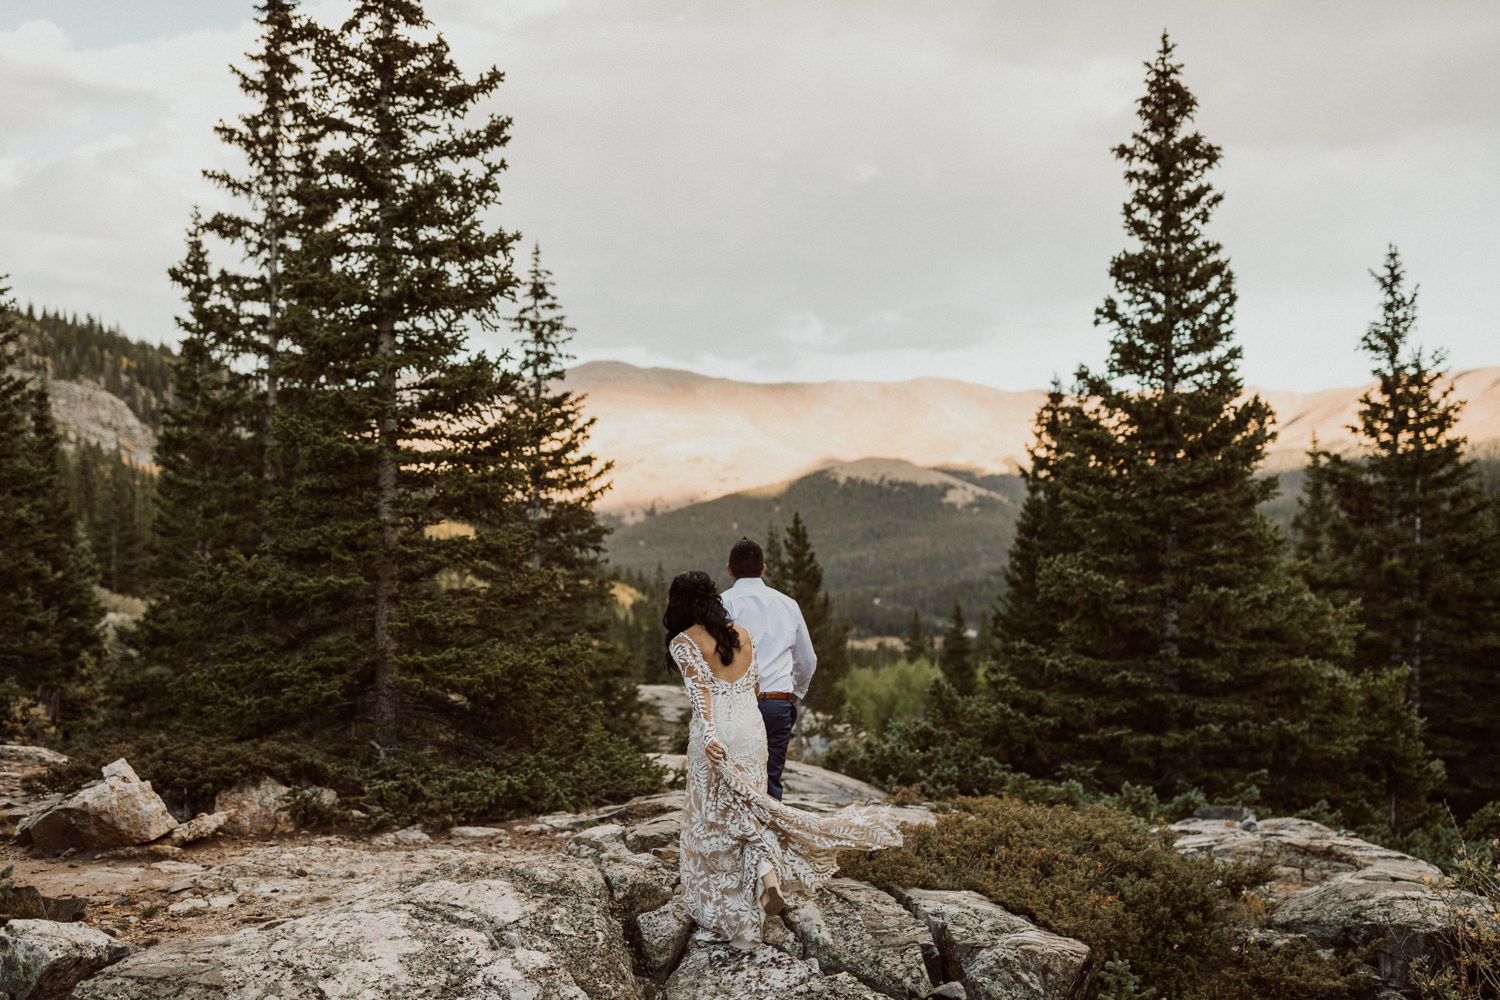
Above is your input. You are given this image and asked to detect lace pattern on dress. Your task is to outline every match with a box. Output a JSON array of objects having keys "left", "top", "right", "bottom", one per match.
[{"left": 670, "top": 632, "right": 903, "bottom": 950}]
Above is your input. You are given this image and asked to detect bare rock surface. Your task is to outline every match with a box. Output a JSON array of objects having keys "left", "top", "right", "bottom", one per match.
[
  {"left": 165, "top": 811, "right": 231, "bottom": 848},
  {"left": 213, "top": 777, "right": 293, "bottom": 837},
  {"left": 783, "top": 878, "right": 935, "bottom": 998},
  {"left": 624, "top": 811, "right": 683, "bottom": 853},
  {"left": 1169, "top": 816, "right": 1436, "bottom": 890},
  {"left": 637, "top": 897, "right": 696, "bottom": 980},
  {"left": 599, "top": 851, "right": 678, "bottom": 914},
  {"left": 0, "top": 919, "right": 128, "bottom": 1000},
  {"left": 73, "top": 854, "right": 639, "bottom": 1000},
  {"left": 663, "top": 942, "right": 884, "bottom": 999},
  {"left": 17, "top": 759, "right": 177, "bottom": 854},
  {"left": 0, "top": 746, "right": 69, "bottom": 767},
  {"left": 1168, "top": 815, "right": 1488, "bottom": 983},
  {"left": 898, "top": 888, "right": 1091, "bottom": 1000}
]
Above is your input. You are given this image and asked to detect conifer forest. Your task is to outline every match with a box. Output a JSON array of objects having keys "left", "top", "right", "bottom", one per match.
[{"left": 2, "top": 3, "right": 1498, "bottom": 921}]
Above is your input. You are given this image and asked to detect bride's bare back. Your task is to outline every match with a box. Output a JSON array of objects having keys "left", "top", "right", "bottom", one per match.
[{"left": 680, "top": 623, "right": 754, "bottom": 684}]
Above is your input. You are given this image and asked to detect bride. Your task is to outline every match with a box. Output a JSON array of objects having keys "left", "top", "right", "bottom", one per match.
[{"left": 663, "top": 570, "right": 903, "bottom": 950}]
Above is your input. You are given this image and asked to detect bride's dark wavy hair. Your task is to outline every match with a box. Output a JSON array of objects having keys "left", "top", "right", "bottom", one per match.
[{"left": 663, "top": 570, "right": 741, "bottom": 668}]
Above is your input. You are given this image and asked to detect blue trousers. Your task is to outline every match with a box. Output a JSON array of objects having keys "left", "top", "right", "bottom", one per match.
[{"left": 758, "top": 698, "right": 797, "bottom": 801}]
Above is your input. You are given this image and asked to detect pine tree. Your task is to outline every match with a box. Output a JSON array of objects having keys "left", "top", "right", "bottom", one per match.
[
  {"left": 904, "top": 609, "right": 929, "bottom": 664},
  {"left": 144, "top": 0, "right": 660, "bottom": 816},
  {"left": 1290, "top": 434, "right": 1356, "bottom": 609},
  {"left": 507, "top": 243, "right": 638, "bottom": 738},
  {"left": 510, "top": 244, "right": 612, "bottom": 573},
  {"left": 0, "top": 280, "right": 103, "bottom": 737},
  {"left": 1306, "top": 247, "right": 1500, "bottom": 814},
  {"left": 778, "top": 513, "right": 851, "bottom": 714},
  {"left": 939, "top": 602, "right": 976, "bottom": 696},
  {"left": 990, "top": 35, "right": 1432, "bottom": 819},
  {"left": 202, "top": 0, "right": 322, "bottom": 494},
  {"left": 763, "top": 522, "right": 787, "bottom": 592}
]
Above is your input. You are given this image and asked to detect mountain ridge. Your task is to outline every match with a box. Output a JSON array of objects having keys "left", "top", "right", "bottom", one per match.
[{"left": 568, "top": 360, "right": 1500, "bottom": 518}]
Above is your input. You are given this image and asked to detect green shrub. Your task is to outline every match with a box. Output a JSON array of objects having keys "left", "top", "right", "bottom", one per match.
[
  {"left": 839, "top": 796, "right": 1372, "bottom": 1000},
  {"left": 29, "top": 730, "right": 664, "bottom": 828},
  {"left": 837, "top": 658, "right": 940, "bottom": 736}
]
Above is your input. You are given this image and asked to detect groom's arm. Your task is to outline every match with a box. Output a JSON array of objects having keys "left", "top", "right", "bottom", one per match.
[{"left": 790, "top": 607, "right": 817, "bottom": 701}]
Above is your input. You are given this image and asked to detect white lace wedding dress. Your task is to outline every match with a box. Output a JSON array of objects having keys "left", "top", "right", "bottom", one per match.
[{"left": 670, "top": 633, "right": 903, "bottom": 950}]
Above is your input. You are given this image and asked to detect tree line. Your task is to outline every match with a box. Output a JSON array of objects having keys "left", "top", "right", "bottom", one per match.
[{"left": 833, "top": 33, "right": 1500, "bottom": 849}]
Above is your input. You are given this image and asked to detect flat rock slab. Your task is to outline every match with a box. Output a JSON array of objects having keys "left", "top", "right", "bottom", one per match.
[
  {"left": 898, "top": 888, "right": 1090, "bottom": 1000},
  {"left": 664, "top": 942, "right": 884, "bottom": 999},
  {"left": 0, "top": 919, "right": 128, "bottom": 1000},
  {"left": 73, "top": 855, "right": 639, "bottom": 1000},
  {"left": 1270, "top": 861, "right": 1492, "bottom": 982},
  {"left": 625, "top": 812, "right": 684, "bottom": 853},
  {"left": 783, "top": 878, "right": 935, "bottom": 998},
  {"left": 1168, "top": 817, "right": 1437, "bottom": 892}
]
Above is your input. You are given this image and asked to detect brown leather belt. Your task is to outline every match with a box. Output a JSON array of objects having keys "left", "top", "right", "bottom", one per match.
[{"left": 758, "top": 692, "right": 796, "bottom": 703}]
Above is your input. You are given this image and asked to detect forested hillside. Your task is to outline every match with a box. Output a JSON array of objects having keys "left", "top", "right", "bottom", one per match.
[
  {"left": 10, "top": 307, "right": 174, "bottom": 434},
  {"left": 607, "top": 461, "right": 1024, "bottom": 635},
  {"left": 2, "top": 309, "right": 169, "bottom": 597}
]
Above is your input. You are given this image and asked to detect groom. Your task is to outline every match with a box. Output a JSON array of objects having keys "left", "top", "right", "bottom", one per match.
[{"left": 720, "top": 537, "right": 817, "bottom": 801}]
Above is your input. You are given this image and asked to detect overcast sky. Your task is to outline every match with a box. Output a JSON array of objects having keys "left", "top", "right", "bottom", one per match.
[{"left": 1, "top": 0, "right": 1496, "bottom": 392}]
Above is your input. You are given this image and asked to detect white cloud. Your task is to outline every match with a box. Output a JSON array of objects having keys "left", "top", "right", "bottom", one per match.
[{"left": 1, "top": 0, "right": 1496, "bottom": 393}]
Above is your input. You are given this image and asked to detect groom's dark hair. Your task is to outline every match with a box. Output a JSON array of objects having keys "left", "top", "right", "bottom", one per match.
[{"left": 728, "top": 537, "right": 764, "bottom": 578}]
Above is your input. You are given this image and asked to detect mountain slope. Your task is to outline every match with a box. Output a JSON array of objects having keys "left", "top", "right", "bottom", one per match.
[
  {"left": 605, "top": 458, "right": 1025, "bottom": 635},
  {"left": 569, "top": 361, "right": 1500, "bottom": 518}
]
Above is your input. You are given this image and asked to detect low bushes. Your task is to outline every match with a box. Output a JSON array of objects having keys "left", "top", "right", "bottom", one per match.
[
  {"left": 27, "top": 732, "right": 664, "bottom": 829},
  {"left": 839, "top": 796, "right": 1374, "bottom": 1000}
]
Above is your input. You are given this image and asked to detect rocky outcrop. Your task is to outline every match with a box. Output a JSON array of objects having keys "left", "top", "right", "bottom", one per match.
[
  {"left": 663, "top": 942, "right": 884, "bottom": 999},
  {"left": 783, "top": 878, "right": 936, "bottom": 997},
  {"left": 213, "top": 776, "right": 293, "bottom": 837},
  {"left": 0, "top": 919, "right": 129, "bottom": 1000},
  {"left": 638, "top": 898, "right": 697, "bottom": 979},
  {"left": 1171, "top": 816, "right": 1493, "bottom": 985},
  {"left": 897, "top": 889, "right": 1091, "bottom": 1000},
  {"left": 38, "top": 377, "right": 157, "bottom": 466},
  {"left": 73, "top": 855, "right": 639, "bottom": 1000},
  {"left": 16, "top": 759, "right": 177, "bottom": 854}
]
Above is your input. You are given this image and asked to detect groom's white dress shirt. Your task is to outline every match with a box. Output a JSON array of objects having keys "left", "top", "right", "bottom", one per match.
[{"left": 721, "top": 576, "right": 817, "bottom": 700}]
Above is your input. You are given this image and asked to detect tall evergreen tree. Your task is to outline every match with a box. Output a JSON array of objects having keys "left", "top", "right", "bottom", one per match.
[
  {"left": 991, "top": 35, "right": 1431, "bottom": 820},
  {"left": 141, "top": 0, "right": 659, "bottom": 815},
  {"left": 904, "top": 609, "right": 929, "bottom": 663},
  {"left": 510, "top": 244, "right": 612, "bottom": 573},
  {"left": 507, "top": 243, "right": 638, "bottom": 738},
  {"left": 777, "top": 513, "right": 852, "bottom": 714},
  {"left": 939, "top": 601, "right": 976, "bottom": 696},
  {"left": 1301, "top": 247, "right": 1500, "bottom": 814},
  {"left": 203, "top": 0, "right": 322, "bottom": 495},
  {"left": 0, "top": 281, "right": 103, "bottom": 737}
]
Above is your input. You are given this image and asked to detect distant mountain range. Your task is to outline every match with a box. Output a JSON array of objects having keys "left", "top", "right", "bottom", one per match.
[
  {"left": 580, "top": 361, "right": 1500, "bottom": 633},
  {"left": 568, "top": 361, "right": 1500, "bottom": 520}
]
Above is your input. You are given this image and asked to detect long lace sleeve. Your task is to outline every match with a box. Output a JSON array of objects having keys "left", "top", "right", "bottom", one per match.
[{"left": 670, "top": 636, "right": 720, "bottom": 744}]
